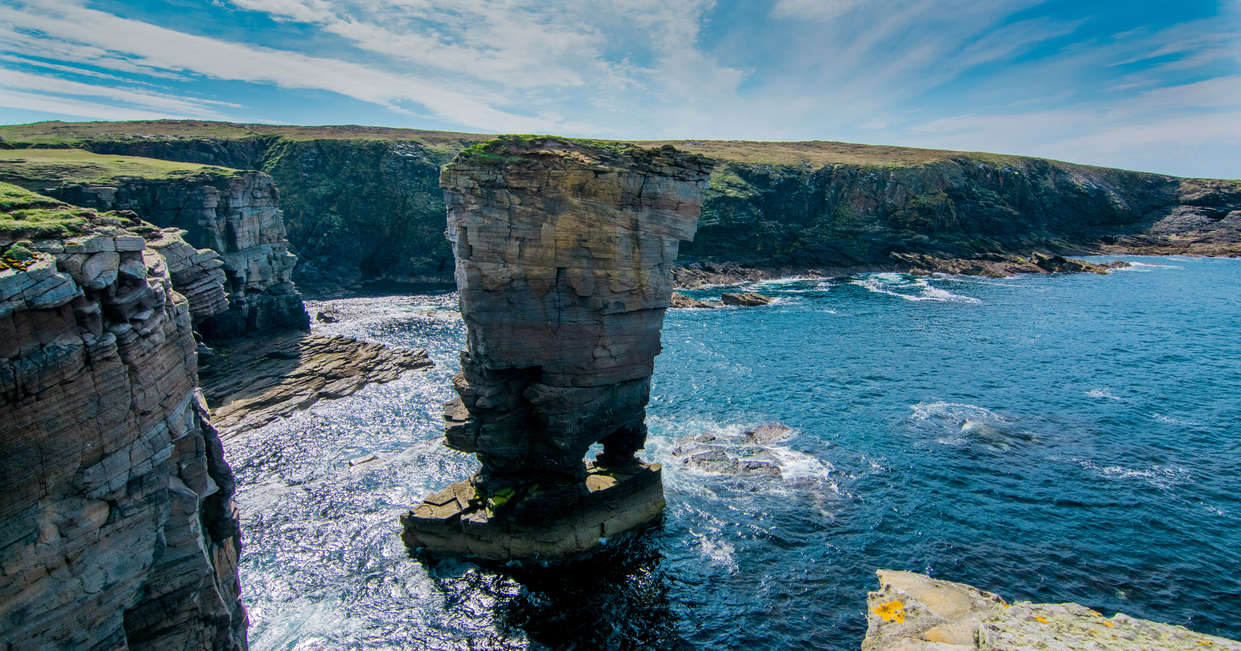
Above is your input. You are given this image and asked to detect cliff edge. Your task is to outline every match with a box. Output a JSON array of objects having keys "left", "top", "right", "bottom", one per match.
[{"left": 0, "top": 184, "right": 247, "bottom": 649}]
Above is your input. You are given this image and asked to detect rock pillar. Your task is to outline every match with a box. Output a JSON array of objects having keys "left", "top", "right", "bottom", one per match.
[{"left": 401, "top": 136, "right": 712, "bottom": 561}]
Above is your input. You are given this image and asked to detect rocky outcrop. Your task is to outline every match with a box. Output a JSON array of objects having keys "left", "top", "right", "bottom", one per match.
[
  {"left": 402, "top": 136, "right": 713, "bottom": 561},
  {"left": 863, "top": 570, "right": 1239, "bottom": 650},
  {"left": 198, "top": 332, "right": 432, "bottom": 437},
  {"left": 669, "top": 292, "right": 717, "bottom": 308},
  {"left": 890, "top": 251, "right": 1126, "bottom": 277},
  {"left": 144, "top": 227, "right": 230, "bottom": 321},
  {"left": 0, "top": 205, "right": 247, "bottom": 648},
  {"left": 49, "top": 171, "right": 308, "bottom": 339},
  {"left": 1102, "top": 177, "right": 1241, "bottom": 257},
  {"left": 720, "top": 292, "right": 773, "bottom": 306}
]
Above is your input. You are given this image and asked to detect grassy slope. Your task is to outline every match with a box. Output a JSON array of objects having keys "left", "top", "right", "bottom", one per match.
[
  {"left": 0, "top": 181, "right": 96, "bottom": 239},
  {"left": 0, "top": 148, "right": 241, "bottom": 187}
]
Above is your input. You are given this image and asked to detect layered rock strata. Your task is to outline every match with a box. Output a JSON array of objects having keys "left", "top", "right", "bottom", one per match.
[
  {"left": 1, "top": 212, "right": 246, "bottom": 647},
  {"left": 50, "top": 172, "right": 308, "bottom": 339},
  {"left": 199, "top": 332, "right": 433, "bottom": 437},
  {"left": 402, "top": 136, "right": 712, "bottom": 561},
  {"left": 863, "top": 570, "right": 1239, "bottom": 650}
]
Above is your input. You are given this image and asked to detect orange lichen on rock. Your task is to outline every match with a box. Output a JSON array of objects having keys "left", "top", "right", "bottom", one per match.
[{"left": 873, "top": 599, "right": 906, "bottom": 624}]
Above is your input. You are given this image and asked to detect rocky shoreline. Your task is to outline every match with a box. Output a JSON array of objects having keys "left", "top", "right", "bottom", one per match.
[{"left": 863, "top": 570, "right": 1240, "bottom": 650}]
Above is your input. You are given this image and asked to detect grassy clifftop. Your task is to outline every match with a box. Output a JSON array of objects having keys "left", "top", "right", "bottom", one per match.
[
  {"left": 0, "top": 182, "right": 109, "bottom": 240},
  {"left": 0, "top": 148, "right": 241, "bottom": 189},
  {"left": 0, "top": 119, "right": 1072, "bottom": 169},
  {"left": 0, "top": 120, "right": 482, "bottom": 155}
]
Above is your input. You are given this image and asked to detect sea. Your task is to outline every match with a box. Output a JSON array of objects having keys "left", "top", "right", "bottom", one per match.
[{"left": 225, "top": 255, "right": 1241, "bottom": 650}]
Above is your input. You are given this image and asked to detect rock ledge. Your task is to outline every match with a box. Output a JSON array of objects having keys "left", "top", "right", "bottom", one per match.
[{"left": 864, "top": 570, "right": 1240, "bottom": 650}]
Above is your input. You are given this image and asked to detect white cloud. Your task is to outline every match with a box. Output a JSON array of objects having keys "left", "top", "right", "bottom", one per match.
[
  {"left": 0, "top": 87, "right": 175, "bottom": 120},
  {"left": 0, "top": 69, "right": 240, "bottom": 117},
  {"left": 0, "top": 0, "right": 580, "bottom": 131},
  {"left": 770, "top": 0, "right": 861, "bottom": 22}
]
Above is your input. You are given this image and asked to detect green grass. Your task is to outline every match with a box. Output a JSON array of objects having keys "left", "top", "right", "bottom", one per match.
[
  {"left": 0, "top": 148, "right": 241, "bottom": 187},
  {"left": 0, "top": 182, "right": 94, "bottom": 239},
  {"left": 637, "top": 139, "right": 1031, "bottom": 167},
  {"left": 0, "top": 119, "right": 487, "bottom": 154},
  {"left": 456, "top": 134, "right": 647, "bottom": 166},
  {"left": 0, "top": 119, "right": 1215, "bottom": 177}
]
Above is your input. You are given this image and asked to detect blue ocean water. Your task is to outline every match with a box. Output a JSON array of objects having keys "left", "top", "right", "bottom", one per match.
[{"left": 227, "top": 256, "right": 1241, "bottom": 650}]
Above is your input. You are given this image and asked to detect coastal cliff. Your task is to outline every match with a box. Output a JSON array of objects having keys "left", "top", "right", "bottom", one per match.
[
  {"left": 2, "top": 120, "right": 1240, "bottom": 288},
  {"left": 0, "top": 184, "right": 247, "bottom": 648},
  {"left": 0, "top": 147, "right": 308, "bottom": 338},
  {"left": 401, "top": 136, "right": 713, "bottom": 560}
]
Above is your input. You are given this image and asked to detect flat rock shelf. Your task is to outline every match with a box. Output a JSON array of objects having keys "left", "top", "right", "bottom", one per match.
[{"left": 401, "top": 463, "right": 666, "bottom": 561}]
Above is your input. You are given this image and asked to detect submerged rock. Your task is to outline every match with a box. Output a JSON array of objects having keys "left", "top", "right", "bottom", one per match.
[
  {"left": 863, "top": 570, "right": 1240, "bottom": 650},
  {"left": 671, "top": 423, "right": 795, "bottom": 480},
  {"left": 403, "top": 136, "right": 713, "bottom": 561}
]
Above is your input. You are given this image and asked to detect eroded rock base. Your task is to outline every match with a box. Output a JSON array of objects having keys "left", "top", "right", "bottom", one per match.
[
  {"left": 864, "top": 569, "right": 1240, "bottom": 650},
  {"left": 401, "top": 463, "right": 665, "bottom": 563}
]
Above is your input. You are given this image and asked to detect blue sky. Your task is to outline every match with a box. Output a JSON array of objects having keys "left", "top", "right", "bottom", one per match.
[{"left": 1, "top": 0, "right": 1238, "bottom": 177}]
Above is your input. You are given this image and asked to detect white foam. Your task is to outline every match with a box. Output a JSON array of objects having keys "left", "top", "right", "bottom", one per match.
[
  {"left": 1073, "top": 458, "right": 1191, "bottom": 489},
  {"left": 1086, "top": 388, "right": 1122, "bottom": 400},
  {"left": 910, "top": 401, "right": 1011, "bottom": 424},
  {"left": 692, "top": 531, "right": 739, "bottom": 572},
  {"left": 851, "top": 274, "right": 981, "bottom": 304}
]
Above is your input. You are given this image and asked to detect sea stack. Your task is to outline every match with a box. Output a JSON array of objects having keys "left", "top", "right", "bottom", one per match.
[{"left": 401, "top": 136, "right": 713, "bottom": 561}]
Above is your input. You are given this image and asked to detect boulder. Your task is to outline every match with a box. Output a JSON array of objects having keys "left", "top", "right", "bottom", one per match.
[{"left": 670, "top": 291, "right": 718, "bottom": 308}]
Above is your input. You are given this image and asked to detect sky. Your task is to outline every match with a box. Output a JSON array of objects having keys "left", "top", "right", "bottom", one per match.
[{"left": 1, "top": 0, "right": 1239, "bottom": 178}]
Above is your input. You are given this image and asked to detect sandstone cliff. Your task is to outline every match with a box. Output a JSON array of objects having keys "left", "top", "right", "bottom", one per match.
[
  {"left": 677, "top": 150, "right": 1238, "bottom": 273},
  {"left": 3, "top": 121, "right": 1240, "bottom": 287},
  {"left": 42, "top": 170, "right": 307, "bottom": 339},
  {"left": 0, "top": 184, "right": 247, "bottom": 649}
]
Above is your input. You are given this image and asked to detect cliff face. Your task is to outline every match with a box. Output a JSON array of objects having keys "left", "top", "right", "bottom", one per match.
[
  {"left": 261, "top": 138, "right": 458, "bottom": 287},
  {"left": 0, "top": 191, "right": 247, "bottom": 648},
  {"left": 682, "top": 156, "right": 1181, "bottom": 269},
  {"left": 50, "top": 172, "right": 308, "bottom": 339},
  {"left": 66, "top": 135, "right": 471, "bottom": 290}
]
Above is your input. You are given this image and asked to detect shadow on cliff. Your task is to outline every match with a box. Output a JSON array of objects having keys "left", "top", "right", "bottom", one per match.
[{"left": 420, "top": 532, "right": 688, "bottom": 650}]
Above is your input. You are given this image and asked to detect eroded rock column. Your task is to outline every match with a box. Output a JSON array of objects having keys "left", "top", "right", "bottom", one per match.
[{"left": 402, "top": 136, "right": 712, "bottom": 561}]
